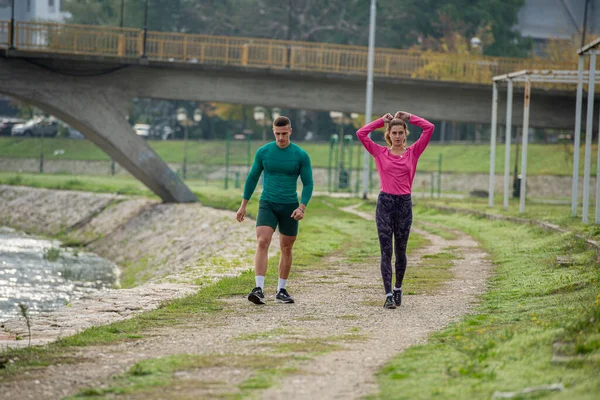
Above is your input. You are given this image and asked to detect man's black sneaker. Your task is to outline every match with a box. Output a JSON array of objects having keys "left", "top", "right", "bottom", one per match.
[
  {"left": 248, "top": 287, "right": 266, "bottom": 305},
  {"left": 384, "top": 295, "right": 396, "bottom": 309},
  {"left": 393, "top": 288, "right": 403, "bottom": 307},
  {"left": 275, "top": 288, "right": 295, "bottom": 304}
]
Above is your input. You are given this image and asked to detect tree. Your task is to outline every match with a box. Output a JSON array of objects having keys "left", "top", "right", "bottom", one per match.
[{"left": 378, "top": 0, "right": 529, "bottom": 57}]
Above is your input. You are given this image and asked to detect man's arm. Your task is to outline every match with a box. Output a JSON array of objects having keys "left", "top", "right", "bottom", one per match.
[
  {"left": 299, "top": 151, "right": 314, "bottom": 208},
  {"left": 242, "top": 148, "right": 264, "bottom": 201},
  {"left": 237, "top": 148, "right": 263, "bottom": 222},
  {"left": 291, "top": 150, "right": 313, "bottom": 221}
]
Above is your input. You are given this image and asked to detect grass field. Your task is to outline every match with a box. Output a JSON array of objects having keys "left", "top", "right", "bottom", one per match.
[
  {"left": 376, "top": 208, "right": 600, "bottom": 399},
  {"left": 0, "top": 180, "right": 598, "bottom": 398},
  {"left": 0, "top": 137, "right": 592, "bottom": 176}
]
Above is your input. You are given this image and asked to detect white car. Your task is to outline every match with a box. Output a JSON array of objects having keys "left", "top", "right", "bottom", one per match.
[
  {"left": 11, "top": 117, "right": 59, "bottom": 137},
  {"left": 133, "top": 123, "right": 151, "bottom": 138}
]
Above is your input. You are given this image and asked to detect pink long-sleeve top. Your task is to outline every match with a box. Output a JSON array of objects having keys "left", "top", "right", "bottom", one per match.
[{"left": 356, "top": 115, "right": 434, "bottom": 195}]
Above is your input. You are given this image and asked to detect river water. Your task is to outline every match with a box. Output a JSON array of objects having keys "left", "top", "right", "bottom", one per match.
[{"left": 0, "top": 227, "right": 119, "bottom": 323}]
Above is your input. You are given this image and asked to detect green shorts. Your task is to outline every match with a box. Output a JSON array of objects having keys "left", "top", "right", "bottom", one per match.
[{"left": 256, "top": 200, "right": 299, "bottom": 236}]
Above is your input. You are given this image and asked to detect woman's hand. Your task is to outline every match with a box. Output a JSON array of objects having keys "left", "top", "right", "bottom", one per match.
[
  {"left": 394, "top": 111, "right": 411, "bottom": 121},
  {"left": 382, "top": 113, "right": 394, "bottom": 123}
]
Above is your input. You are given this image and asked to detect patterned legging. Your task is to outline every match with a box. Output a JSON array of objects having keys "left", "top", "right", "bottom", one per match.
[{"left": 375, "top": 192, "right": 413, "bottom": 294}]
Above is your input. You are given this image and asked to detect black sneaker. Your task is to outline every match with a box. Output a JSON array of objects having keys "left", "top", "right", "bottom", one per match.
[
  {"left": 275, "top": 288, "right": 295, "bottom": 304},
  {"left": 393, "top": 288, "right": 403, "bottom": 307},
  {"left": 248, "top": 287, "right": 266, "bottom": 305},
  {"left": 384, "top": 295, "right": 396, "bottom": 309}
]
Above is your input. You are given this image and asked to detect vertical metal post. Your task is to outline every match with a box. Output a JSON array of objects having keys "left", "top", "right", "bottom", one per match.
[
  {"left": 120, "top": 0, "right": 125, "bottom": 27},
  {"left": 572, "top": 55, "right": 585, "bottom": 217},
  {"left": 347, "top": 136, "right": 353, "bottom": 192},
  {"left": 246, "top": 134, "right": 251, "bottom": 178},
  {"left": 362, "top": 0, "right": 377, "bottom": 199},
  {"left": 583, "top": 50, "right": 596, "bottom": 224},
  {"left": 595, "top": 105, "right": 600, "bottom": 224},
  {"left": 438, "top": 153, "right": 442, "bottom": 198},
  {"left": 430, "top": 172, "right": 434, "bottom": 198},
  {"left": 338, "top": 124, "right": 344, "bottom": 190},
  {"left": 328, "top": 137, "right": 334, "bottom": 192},
  {"left": 489, "top": 82, "right": 499, "bottom": 207},
  {"left": 183, "top": 125, "right": 188, "bottom": 180},
  {"left": 39, "top": 131, "right": 44, "bottom": 174},
  {"left": 9, "top": 0, "right": 15, "bottom": 50},
  {"left": 355, "top": 141, "right": 361, "bottom": 195},
  {"left": 503, "top": 79, "right": 513, "bottom": 210},
  {"left": 333, "top": 135, "right": 340, "bottom": 191},
  {"left": 141, "top": 0, "right": 149, "bottom": 58},
  {"left": 111, "top": 160, "right": 116, "bottom": 176},
  {"left": 225, "top": 132, "right": 230, "bottom": 189},
  {"left": 519, "top": 78, "right": 531, "bottom": 214}
]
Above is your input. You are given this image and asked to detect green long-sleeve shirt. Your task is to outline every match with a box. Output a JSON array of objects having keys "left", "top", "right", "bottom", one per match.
[{"left": 243, "top": 142, "right": 314, "bottom": 205}]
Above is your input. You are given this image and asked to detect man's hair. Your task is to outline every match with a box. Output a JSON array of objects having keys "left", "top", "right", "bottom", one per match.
[{"left": 273, "top": 116, "right": 291, "bottom": 127}]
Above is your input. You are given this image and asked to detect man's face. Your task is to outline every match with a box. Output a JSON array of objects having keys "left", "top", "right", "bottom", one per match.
[{"left": 273, "top": 124, "right": 292, "bottom": 148}]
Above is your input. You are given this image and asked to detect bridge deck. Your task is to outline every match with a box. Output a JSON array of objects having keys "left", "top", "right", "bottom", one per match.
[{"left": 0, "top": 21, "right": 573, "bottom": 85}]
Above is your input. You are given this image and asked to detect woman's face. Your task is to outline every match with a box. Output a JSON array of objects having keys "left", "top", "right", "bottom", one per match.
[{"left": 389, "top": 125, "right": 406, "bottom": 146}]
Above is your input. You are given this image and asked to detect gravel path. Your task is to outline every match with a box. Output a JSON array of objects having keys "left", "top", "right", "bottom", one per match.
[{"left": 0, "top": 203, "right": 492, "bottom": 399}]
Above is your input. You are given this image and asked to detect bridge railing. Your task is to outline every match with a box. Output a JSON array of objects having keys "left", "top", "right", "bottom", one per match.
[{"left": 2, "top": 21, "right": 574, "bottom": 84}]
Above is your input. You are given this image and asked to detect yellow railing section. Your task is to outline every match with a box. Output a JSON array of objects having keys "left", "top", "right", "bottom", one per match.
[{"left": 0, "top": 21, "right": 575, "bottom": 84}]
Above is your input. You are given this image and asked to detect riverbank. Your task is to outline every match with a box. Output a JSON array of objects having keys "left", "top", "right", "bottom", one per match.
[{"left": 0, "top": 185, "right": 274, "bottom": 346}]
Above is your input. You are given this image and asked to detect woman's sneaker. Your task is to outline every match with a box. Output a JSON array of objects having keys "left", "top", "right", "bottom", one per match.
[
  {"left": 248, "top": 287, "right": 266, "bottom": 305},
  {"left": 275, "top": 288, "right": 295, "bottom": 303},
  {"left": 393, "top": 288, "right": 403, "bottom": 307},
  {"left": 384, "top": 295, "right": 396, "bottom": 309}
]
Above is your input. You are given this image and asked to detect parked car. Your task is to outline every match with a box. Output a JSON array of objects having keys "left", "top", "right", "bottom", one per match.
[
  {"left": 133, "top": 123, "right": 151, "bottom": 139},
  {"left": 68, "top": 128, "right": 85, "bottom": 139},
  {"left": 0, "top": 117, "right": 26, "bottom": 136},
  {"left": 11, "top": 117, "right": 59, "bottom": 137}
]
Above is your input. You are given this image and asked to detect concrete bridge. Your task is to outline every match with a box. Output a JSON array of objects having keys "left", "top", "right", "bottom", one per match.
[{"left": 0, "top": 21, "right": 582, "bottom": 202}]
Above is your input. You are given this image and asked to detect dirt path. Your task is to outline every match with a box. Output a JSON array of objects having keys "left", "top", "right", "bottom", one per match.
[{"left": 1, "top": 204, "right": 492, "bottom": 399}]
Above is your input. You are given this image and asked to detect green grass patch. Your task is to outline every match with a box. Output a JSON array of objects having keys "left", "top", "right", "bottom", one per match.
[
  {"left": 416, "top": 223, "right": 459, "bottom": 240},
  {"left": 403, "top": 251, "right": 458, "bottom": 295},
  {"left": 0, "top": 172, "right": 156, "bottom": 198},
  {"left": 68, "top": 353, "right": 288, "bottom": 399},
  {"left": 376, "top": 207, "right": 600, "bottom": 399},
  {"left": 42, "top": 247, "right": 61, "bottom": 262},
  {"left": 425, "top": 195, "right": 600, "bottom": 242}
]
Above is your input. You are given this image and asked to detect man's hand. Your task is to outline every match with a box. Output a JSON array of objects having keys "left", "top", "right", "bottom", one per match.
[
  {"left": 236, "top": 206, "right": 246, "bottom": 222},
  {"left": 382, "top": 113, "right": 394, "bottom": 123},
  {"left": 291, "top": 208, "right": 305, "bottom": 221},
  {"left": 394, "top": 111, "right": 411, "bottom": 121}
]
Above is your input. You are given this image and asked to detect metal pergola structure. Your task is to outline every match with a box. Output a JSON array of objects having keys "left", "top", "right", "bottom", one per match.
[
  {"left": 577, "top": 38, "right": 600, "bottom": 223},
  {"left": 488, "top": 68, "right": 600, "bottom": 223}
]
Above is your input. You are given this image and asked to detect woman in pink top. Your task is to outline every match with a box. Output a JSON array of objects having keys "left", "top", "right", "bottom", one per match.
[{"left": 356, "top": 111, "right": 434, "bottom": 309}]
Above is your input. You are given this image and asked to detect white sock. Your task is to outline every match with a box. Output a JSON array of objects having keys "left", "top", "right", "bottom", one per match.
[
  {"left": 394, "top": 286, "right": 402, "bottom": 292},
  {"left": 386, "top": 293, "right": 393, "bottom": 297},
  {"left": 277, "top": 278, "right": 287, "bottom": 293},
  {"left": 255, "top": 276, "right": 265, "bottom": 289}
]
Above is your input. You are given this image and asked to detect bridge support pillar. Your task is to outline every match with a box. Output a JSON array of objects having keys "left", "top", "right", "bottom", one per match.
[{"left": 0, "top": 58, "right": 197, "bottom": 203}]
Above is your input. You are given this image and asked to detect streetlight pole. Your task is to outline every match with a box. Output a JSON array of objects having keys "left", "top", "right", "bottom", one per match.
[
  {"left": 142, "top": 0, "right": 149, "bottom": 58},
  {"left": 362, "top": 0, "right": 376, "bottom": 199},
  {"left": 120, "top": 0, "right": 125, "bottom": 28},
  {"left": 177, "top": 108, "right": 189, "bottom": 179},
  {"left": 9, "top": 0, "right": 16, "bottom": 50},
  {"left": 183, "top": 123, "right": 189, "bottom": 180}
]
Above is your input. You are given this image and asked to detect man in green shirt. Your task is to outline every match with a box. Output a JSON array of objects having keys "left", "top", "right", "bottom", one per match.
[{"left": 236, "top": 116, "right": 314, "bottom": 304}]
